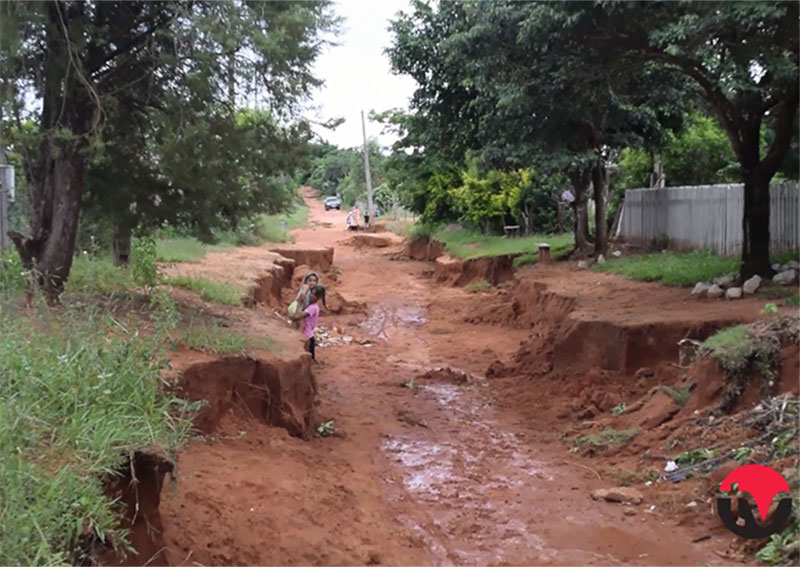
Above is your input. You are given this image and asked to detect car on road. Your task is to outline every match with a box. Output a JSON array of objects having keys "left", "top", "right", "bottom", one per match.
[{"left": 324, "top": 196, "right": 341, "bottom": 211}]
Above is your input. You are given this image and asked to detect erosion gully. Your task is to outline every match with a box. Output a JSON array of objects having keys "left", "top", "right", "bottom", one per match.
[{"left": 161, "top": 197, "right": 726, "bottom": 566}]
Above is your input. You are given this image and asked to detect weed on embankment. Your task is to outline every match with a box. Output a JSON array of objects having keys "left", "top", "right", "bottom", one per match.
[{"left": 0, "top": 299, "right": 197, "bottom": 564}]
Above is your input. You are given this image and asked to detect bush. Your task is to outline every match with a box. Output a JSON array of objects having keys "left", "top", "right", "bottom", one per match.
[{"left": 132, "top": 236, "right": 159, "bottom": 290}]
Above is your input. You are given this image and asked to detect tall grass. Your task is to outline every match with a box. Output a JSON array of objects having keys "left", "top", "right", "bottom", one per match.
[
  {"left": 0, "top": 305, "right": 196, "bottom": 564},
  {"left": 156, "top": 238, "right": 210, "bottom": 262},
  {"left": 593, "top": 251, "right": 738, "bottom": 287},
  {"left": 166, "top": 276, "right": 243, "bottom": 305}
]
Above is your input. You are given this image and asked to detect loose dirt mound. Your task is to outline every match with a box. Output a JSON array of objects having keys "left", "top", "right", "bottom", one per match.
[
  {"left": 175, "top": 354, "right": 317, "bottom": 439},
  {"left": 434, "top": 253, "right": 515, "bottom": 287},
  {"left": 346, "top": 233, "right": 395, "bottom": 248},
  {"left": 405, "top": 236, "right": 445, "bottom": 261},
  {"left": 417, "top": 367, "right": 471, "bottom": 384},
  {"left": 327, "top": 290, "right": 367, "bottom": 315},
  {"left": 269, "top": 245, "right": 334, "bottom": 272}
]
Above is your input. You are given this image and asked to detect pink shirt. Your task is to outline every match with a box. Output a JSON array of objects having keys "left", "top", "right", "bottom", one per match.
[{"left": 303, "top": 303, "right": 319, "bottom": 339}]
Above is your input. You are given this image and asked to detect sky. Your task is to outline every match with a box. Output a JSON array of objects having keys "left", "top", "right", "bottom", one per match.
[{"left": 306, "top": 0, "right": 417, "bottom": 150}]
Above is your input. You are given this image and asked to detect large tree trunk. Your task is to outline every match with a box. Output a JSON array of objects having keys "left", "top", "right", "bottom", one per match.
[
  {"left": 113, "top": 224, "right": 133, "bottom": 267},
  {"left": 591, "top": 161, "right": 609, "bottom": 257},
  {"left": 568, "top": 169, "right": 593, "bottom": 254},
  {"left": 741, "top": 166, "right": 773, "bottom": 279},
  {"left": 8, "top": 1, "right": 91, "bottom": 303}
]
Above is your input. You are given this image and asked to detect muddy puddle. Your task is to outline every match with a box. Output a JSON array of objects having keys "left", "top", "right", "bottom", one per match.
[
  {"left": 382, "top": 376, "right": 574, "bottom": 565},
  {"left": 360, "top": 302, "right": 427, "bottom": 340}
]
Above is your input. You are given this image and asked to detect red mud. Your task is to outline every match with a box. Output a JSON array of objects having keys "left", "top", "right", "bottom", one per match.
[
  {"left": 268, "top": 244, "right": 334, "bottom": 272},
  {"left": 145, "top": 188, "right": 797, "bottom": 566},
  {"left": 406, "top": 236, "right": 445, "bottom": 262},
  {"left": 434, "top": 252, "right": 516, "bottom": 286}
]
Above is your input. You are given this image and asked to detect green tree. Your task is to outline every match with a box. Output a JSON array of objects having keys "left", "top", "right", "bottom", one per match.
[
  {"left": 2, "top": 0, "right": 337, "bottom": 300},
  {"left": 560, "top": 1, "right": 799, "bottom": 278}
]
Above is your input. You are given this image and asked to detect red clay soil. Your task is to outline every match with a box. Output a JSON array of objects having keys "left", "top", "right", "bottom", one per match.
[
  {"left": 433, "top": 252, "right": 516, "bottom": 287},
  {"left": 149, "top": 189, "right": 798, "bottom": 566}
]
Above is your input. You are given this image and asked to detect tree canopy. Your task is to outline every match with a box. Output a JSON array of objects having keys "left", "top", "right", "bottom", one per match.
[{"left": 1, "top": 0, "right": 338, "bottom": 298}]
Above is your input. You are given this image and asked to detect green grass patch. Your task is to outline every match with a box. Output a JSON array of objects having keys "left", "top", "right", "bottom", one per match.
[
  {"left": 156, "top": 237, "right": 209, "bottom": 262},
  {"left": 772, "top": 250, "right": 799, "bottom": 265},
  {"left": 67, "top": 255, "right": 135, "bottom": 294},
  {"left": 254, "top": 204, "right": 308, "bottom": 243},
  {"left": 179, "top": 322, "right": 275, "bottom": 354},
  {"left": 653, "top": 383, "right": 693, "bottom": 406},
  {"left": 593, "top": 251, "right": 738, "bottom": 287},
  {"left": 699, "top": 322, "right": 786, "bottom": 410},
  {"left": 0, "top": 305, "right": 196, "bottom": 564},
  {"left": 785, "top": 291, "right": 800, "bottom": 306},
  {"left": 464, "top": 280, "right": 491, "bottom": 293},
  {"left": 433, "top": 229, "right": 573, "bottom": 261},
  {"left": 166, "top": 276, "right": 243, "bottom": 306},
  {"left": 571, "top": 428, "right": 638, "bottom": 452},
  {"left": 512, "top": 253, "right": 537, "bottom": 269}
]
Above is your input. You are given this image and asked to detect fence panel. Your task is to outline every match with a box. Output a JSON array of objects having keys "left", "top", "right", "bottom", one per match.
[{"left": 618, "top": 182, "right": 799, "bottom": 255}]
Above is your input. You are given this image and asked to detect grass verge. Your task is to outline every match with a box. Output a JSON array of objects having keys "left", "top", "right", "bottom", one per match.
[
  {"left": 178, "top": 321, "right": 276, "bottom": 354},
  {"left": 166, "top": 276, "right": 243, "bottom": 306},
  {"left": 571, "top": 428, "right": 638, "bottom": 452},
  {"left": 434, "top": 229, "right": 573, "bottom": 261},
  {"left": 593, "top": 251, "right": 738, "bottom": 287},
  {"left": 0, "top": 304, "right": 196, "bottom": 564}
]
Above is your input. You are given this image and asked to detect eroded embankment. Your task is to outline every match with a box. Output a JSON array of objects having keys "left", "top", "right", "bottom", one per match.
[
  {"left": 176, "top": 354, "right": 318, "bottom": 439},
  {"left": 104, "top": 352, "right": 318, "bottom": 566},
  {"left": 405, "top": 236, "right": 516, "bottom": 286}
]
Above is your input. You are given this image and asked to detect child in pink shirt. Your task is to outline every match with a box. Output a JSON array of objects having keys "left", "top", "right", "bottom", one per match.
[{"left": 291, "top": 285, "right": 325, "bottom": 361}]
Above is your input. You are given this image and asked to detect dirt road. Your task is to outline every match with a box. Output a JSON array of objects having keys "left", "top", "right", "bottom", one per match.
[{"left": 160, "top": 194, "right": 734, "bottom": 566}]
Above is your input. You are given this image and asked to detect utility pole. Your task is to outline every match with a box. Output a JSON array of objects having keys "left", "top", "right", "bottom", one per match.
[{"left": 360, "top": 110, "right": 374, "bottom": 223}]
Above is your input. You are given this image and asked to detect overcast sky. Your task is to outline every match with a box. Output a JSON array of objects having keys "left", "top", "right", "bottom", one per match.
[{"left": 306, "top": 0, "right": 416, "bottom": 150}]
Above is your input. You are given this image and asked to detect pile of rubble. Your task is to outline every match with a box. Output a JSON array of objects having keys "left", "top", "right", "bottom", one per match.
[
  {"left": 314, "top": 325, "right": 373, "bottom": 348},
  {"left": 691, "top": 260, "right": 798, "bottom": 300}
]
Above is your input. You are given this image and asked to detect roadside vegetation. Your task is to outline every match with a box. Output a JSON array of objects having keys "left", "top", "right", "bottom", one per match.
[
  {"left": 593, "top": 251, "right": 738, "bottom": 287},
  {"left": 156, "top": 205, "right": 308, "bottom": 263},
  {"left": 0, "top": 298, "right": 197, "bottom": 564},
  {"left": 165, "top": 276, "right": 244, "bottom": 306}
]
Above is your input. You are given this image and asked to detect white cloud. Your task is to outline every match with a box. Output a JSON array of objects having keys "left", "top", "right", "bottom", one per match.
[{"left": 306, "top": 0, "right": 416, "bottom": 150}]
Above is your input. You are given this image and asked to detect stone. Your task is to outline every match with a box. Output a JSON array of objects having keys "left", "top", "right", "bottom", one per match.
[
  {"left": 691, "top": 282, "right": 710, "bottom": 296},
  {"left": 772, "top": 263, "right": 783, "bottom": 272},
  {"left": 773, "top": 269, "right": 797, "bottom": 285},
  {"left": 577, "top": 260, "right": 589, "bottom": 269},
  {"left": 612, "top": 250, "right": 622, "bottom": 258},
  {"left": 624, "top": 507, "right": 637, "bottom": 516},
  {"left": 597, "top": 254, "right": 606, "bottom": 265},
  {"left": 707, "top": 284, "right": 724, "bottom": 299},
  {"left": 636, "top": 390, "right": 680, "bottom": 429},
  {"left": 743, "top": 275, "right": 762, "bottom": 294},
  {"left": 785, "top": 260, "right": 799, "bottom": 270},
  {"left": 725, "top": 287, "right": 743, "bottom": 300},
  {"left": 714, "top": 274, "right": 735, "bottom": 287},
  {"left": 635, "top": 367, "right": 655, "bottom": 379},
  {"left": 591, "top": 487, "right": 644, "bottom": 505}
]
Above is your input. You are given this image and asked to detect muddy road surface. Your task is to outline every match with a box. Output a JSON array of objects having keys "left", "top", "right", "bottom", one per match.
[{"left": 159, "top": 195, "right": 731, "bottom": 566}]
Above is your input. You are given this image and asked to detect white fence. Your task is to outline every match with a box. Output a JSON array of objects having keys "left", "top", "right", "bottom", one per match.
[{"left": 618, "top": 182, "right": 799, "bottom": 255}]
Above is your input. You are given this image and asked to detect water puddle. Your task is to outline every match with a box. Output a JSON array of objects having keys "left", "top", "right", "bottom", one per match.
[
  {"left": 381, "top": 375, "right": 557, "bottom": 564},
  {"left": 360, "top": 303, "right": 427, "bottom": 340}
]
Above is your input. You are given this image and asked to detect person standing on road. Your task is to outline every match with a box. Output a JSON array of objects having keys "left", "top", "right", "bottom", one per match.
[
  {"left": 289, "top": 271, "right": 320, "bottom": 327},
  {"left": 291, "top": 285, "right": 325, "bottom": 362}
]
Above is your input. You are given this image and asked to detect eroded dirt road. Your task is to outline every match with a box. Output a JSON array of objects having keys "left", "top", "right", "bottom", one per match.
[{"left": 160, "top": 195, "right": 731, "bottom": 566}]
